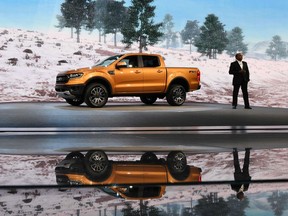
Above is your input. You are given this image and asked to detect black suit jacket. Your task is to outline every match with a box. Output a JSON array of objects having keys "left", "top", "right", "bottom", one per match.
[
  {"left": 229, "top": 61, "right": 250, "bottom": 85},
  {"left": 231, "top": 173, "right": 252, "bottom": 192},
  {"left": 231, "top": 183, "right": 250, "bottom": 192}
]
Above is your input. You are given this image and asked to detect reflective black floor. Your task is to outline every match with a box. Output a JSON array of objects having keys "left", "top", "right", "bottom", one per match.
[
  {"left": 1, "top": 181, "right": 288, "bottom": 215},
  {"left": 0, "top": 148, "right": 288, "bottom": 215}
]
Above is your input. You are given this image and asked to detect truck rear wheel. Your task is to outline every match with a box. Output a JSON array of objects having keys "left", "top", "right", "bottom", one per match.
[
  {"left": 65, "top": 98, "right": 84, "bottom": 106},
  {"left": 85, "top": 83, "right": 108, "bottom": 108},
  {"left": 140, "top": 96, "right": 157, "bottom": 105},
  {"left": 166, "top": 85, "right": 186, "bottom": 106},
  {"left": 167, "top": 151, "right": 189, "bottom": 180}
]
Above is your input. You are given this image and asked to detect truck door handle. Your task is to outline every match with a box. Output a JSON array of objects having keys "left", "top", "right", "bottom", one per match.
[
  {"left": 134, "top": 70, "right": 141, "bottom": 74},
  {"left": 157, "top": 70, "right": 163, "bottom": 73}
]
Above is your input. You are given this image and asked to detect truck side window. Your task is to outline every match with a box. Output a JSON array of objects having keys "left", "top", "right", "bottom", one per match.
[
  {"left": 142, "top": 56, "right": 160, "bottom": 67},
  {"left": 121, "top": 56, "right": 138, "bottom": 68}
]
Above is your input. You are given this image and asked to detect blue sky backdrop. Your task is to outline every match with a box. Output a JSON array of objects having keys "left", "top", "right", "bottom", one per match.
[{"left": 0, "top": 0, "right": 287, "bottom": 43}]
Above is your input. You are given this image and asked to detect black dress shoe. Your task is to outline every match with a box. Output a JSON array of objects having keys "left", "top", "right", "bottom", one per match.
[
  {"left": 232, "top": 106, "right": 237, "bottom": 109},
  {"left": 245, "top": 106, "right": 252, "bottom": 109}
]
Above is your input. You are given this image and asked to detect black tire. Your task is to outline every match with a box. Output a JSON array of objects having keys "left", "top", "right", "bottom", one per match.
[
  {"left": 166, "top": 85, "right": 186, "bottom": 106},
  {"left": 65, "top": 152, "right": 84, "bottom": 159},
  {"left": 140, "top": 152, "right": 158, "bottom": 163},
  {"left": 65, "top": 98, "right": 84, "bottom": 106},
  {"left": 167, "top": 151, "right": 187, "bottom": 174},
  {"left": 85, "top": 84, "right": 108, "bottom": 108},
  {"left": 84, "top": 150, "right": 111, "bottom": 181},
  {"left": 140, "top": 96, "right": 157, "bottom": 105}
]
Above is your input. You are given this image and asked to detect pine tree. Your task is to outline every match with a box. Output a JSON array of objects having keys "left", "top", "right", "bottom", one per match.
[
  {"left": 60, "top": 0, "right": 88, "bottom": 43},
  {"left": 122, "top": 202, "right": 138, "bottom": 215},
  {"left": 103, "top": 0, "right": 127, "bottom": 47},
  {"left": 180, "top": 20, "right": 200, "bottom": 54},
  {"left": 160, "top": 14, "right": 174, "bottom": 49},
  {"left": 195, "top": 193, "right": 229, "bottom": 216},
  {"left": 86, "top": 0, "right": 109, "bottom": 43},
  {"left": 267, "top": 191, "right": 288, "bottom": 216},
  {"left": 55, "top": 15, "right": 66, "bottom": 30},
  {"left": 121, "top": 0, "right": 163, "bottom": 52},
  {"left": 194, "top": 14, "right": 228, "bottom": 59},
  {"left": 55, "top": 15, "right": 74, "bottom": 38},
  {"left": 170, "top": 32, "right": 179, "bottom": 48},
  {"left": 226, "top": 27, "right": 248, "bottom": 57},
  {"left": 266, "top": 35, "right": 287, "bottom": 60}
]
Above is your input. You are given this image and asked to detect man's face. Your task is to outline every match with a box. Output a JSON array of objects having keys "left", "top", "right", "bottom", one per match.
[{"left": 236, "top": 54, "right": 243, "bottom": 61}]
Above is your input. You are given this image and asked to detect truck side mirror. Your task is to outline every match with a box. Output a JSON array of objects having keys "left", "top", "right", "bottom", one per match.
[{"left": 116, "top": 61, "right": 127, "bottom": 69}]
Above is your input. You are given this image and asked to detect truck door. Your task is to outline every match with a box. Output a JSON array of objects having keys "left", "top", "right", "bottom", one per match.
[
  {"left": 142, "top": 164, "right": 167, "bottom": 184},
  {"left": 141, "top": 55, "right": 166, "bottom": 92},
  {"left": 114, "top": 55, "right": 143, "bottom": 93},
  {"left": 115, "top": 163, "right": 144, "bottom": 184}
]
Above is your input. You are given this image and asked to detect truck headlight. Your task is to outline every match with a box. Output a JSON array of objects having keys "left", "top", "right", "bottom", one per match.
[{"left": 68, "top": 73, "right": 83, "bottom": 79}]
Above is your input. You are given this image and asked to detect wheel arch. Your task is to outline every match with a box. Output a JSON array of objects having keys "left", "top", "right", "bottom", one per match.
[
  {"left": 85, "top": 77, "right": 113, "bottom": 96},
  {"left": 167, "top": 77, "right": 189, "bottom": 92}
]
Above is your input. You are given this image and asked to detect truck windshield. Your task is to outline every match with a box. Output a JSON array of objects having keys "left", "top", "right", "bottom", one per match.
[{"left": 94, "top": 55, "right": 123, "bottom": 67}]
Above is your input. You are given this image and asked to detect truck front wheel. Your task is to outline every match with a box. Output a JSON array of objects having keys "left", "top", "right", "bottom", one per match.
[
  {"left": 85, "top": 83, "right": 108, "bottom": 108},
  {"left": 140, "top": 96, "right": 157, "bottom": 105},
  {"left": 140, "top": 152, "right": 158, "bottom": 163},
  {"left": 84, "top": 150, "right": 111, "bottom": 181},
  {"left": 166, "top": 85, "right": 186, "bottom": 106},
  {"left": 65, "top": 98, "right": 84, "bottom": 106}
]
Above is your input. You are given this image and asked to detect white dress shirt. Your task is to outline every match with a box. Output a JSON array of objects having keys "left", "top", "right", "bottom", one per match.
[{"left": 237, "top": 60, "right": 243, "bottom": 69}]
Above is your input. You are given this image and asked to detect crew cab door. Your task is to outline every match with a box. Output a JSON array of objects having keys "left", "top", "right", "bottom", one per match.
[
  {"left": 114, "top": 55, "right": 143, "bottom": 93},
  {"left": 115, "top": 163, "right": 144, "bottom": 184},
  {"left": 141, "top": 55, "right": 166, "bottom": 92},
  {"left": 142, "top": 164, "right": 167, "bottom": 184}
]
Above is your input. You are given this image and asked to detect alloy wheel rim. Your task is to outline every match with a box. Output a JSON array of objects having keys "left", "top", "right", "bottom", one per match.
[
  {"left": 172, "top": 87, "right": 185, "bottom": 104},
  {"left": 173, "top": 153, "right": 185, "bottom": 171},
  {"left": 90, "top": 87, "right": 106, "bottom": 105},
  {"left": 89, "top": 152, "right": 107, "bottom": 172}
]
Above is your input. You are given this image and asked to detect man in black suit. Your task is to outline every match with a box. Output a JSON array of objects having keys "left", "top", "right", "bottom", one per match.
[
  {"left": 231, "top": 148, "right": 252, "bottom": 200},
  {"left": 229, "top": 53, "right": 252, "bottom": 109}
]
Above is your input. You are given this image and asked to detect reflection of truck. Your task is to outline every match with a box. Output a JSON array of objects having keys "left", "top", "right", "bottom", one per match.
[
  {"left": 55, "top": 151, "right": 202, "bottom": 200},
  {"left": 55, "top": 53, "right": 201, "bottom": 107}
]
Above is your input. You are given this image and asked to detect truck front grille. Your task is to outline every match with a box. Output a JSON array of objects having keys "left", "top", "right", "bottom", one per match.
[{"left": 56, "top": 75, "right": 69, "bottom": 83}]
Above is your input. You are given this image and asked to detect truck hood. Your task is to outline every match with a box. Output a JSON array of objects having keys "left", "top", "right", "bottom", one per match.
[{"left": 58, "top": 66, "right": 108, "bottom": 75}]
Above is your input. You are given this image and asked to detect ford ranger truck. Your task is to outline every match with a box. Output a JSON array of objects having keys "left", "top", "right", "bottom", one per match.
[
  {"left": 55, "top": 53, "right": 201, "bottom": 108},
  {"left": 55, "top": 151, "right": 202, "bottom": 200}
]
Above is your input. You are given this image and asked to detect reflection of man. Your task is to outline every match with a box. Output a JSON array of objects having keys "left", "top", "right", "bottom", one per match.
[
  {"left": 229, "top": 53, "right": 251, "bottom": 109},
  {"left": 231, "top": 148, "right": 252, "bottom": 200}
]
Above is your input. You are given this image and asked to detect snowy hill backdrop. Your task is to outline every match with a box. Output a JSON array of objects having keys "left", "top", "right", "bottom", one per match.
[{"left": 0, "top": 28, "right": 287, "bottom": 108}]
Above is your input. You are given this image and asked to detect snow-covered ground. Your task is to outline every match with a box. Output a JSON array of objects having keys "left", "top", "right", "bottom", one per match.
[
  {"left": 0, "top": 28, "right": 287, "bottom": 215},
  {"left": 0, "top": 28, "right": 287, "bottom": 107}
]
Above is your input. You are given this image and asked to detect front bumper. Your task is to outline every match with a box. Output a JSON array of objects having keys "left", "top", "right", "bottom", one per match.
[{"left": 55, "top": 84, "right": 85, "bottom": 99}]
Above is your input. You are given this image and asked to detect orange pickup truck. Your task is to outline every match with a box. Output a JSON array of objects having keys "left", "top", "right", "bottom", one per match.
[
  {"left": 55, "top": 151, "right": 202, "bottom": 200},
  {"left": 55, "top": 53, "right": 201, "bottom": 108}
]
